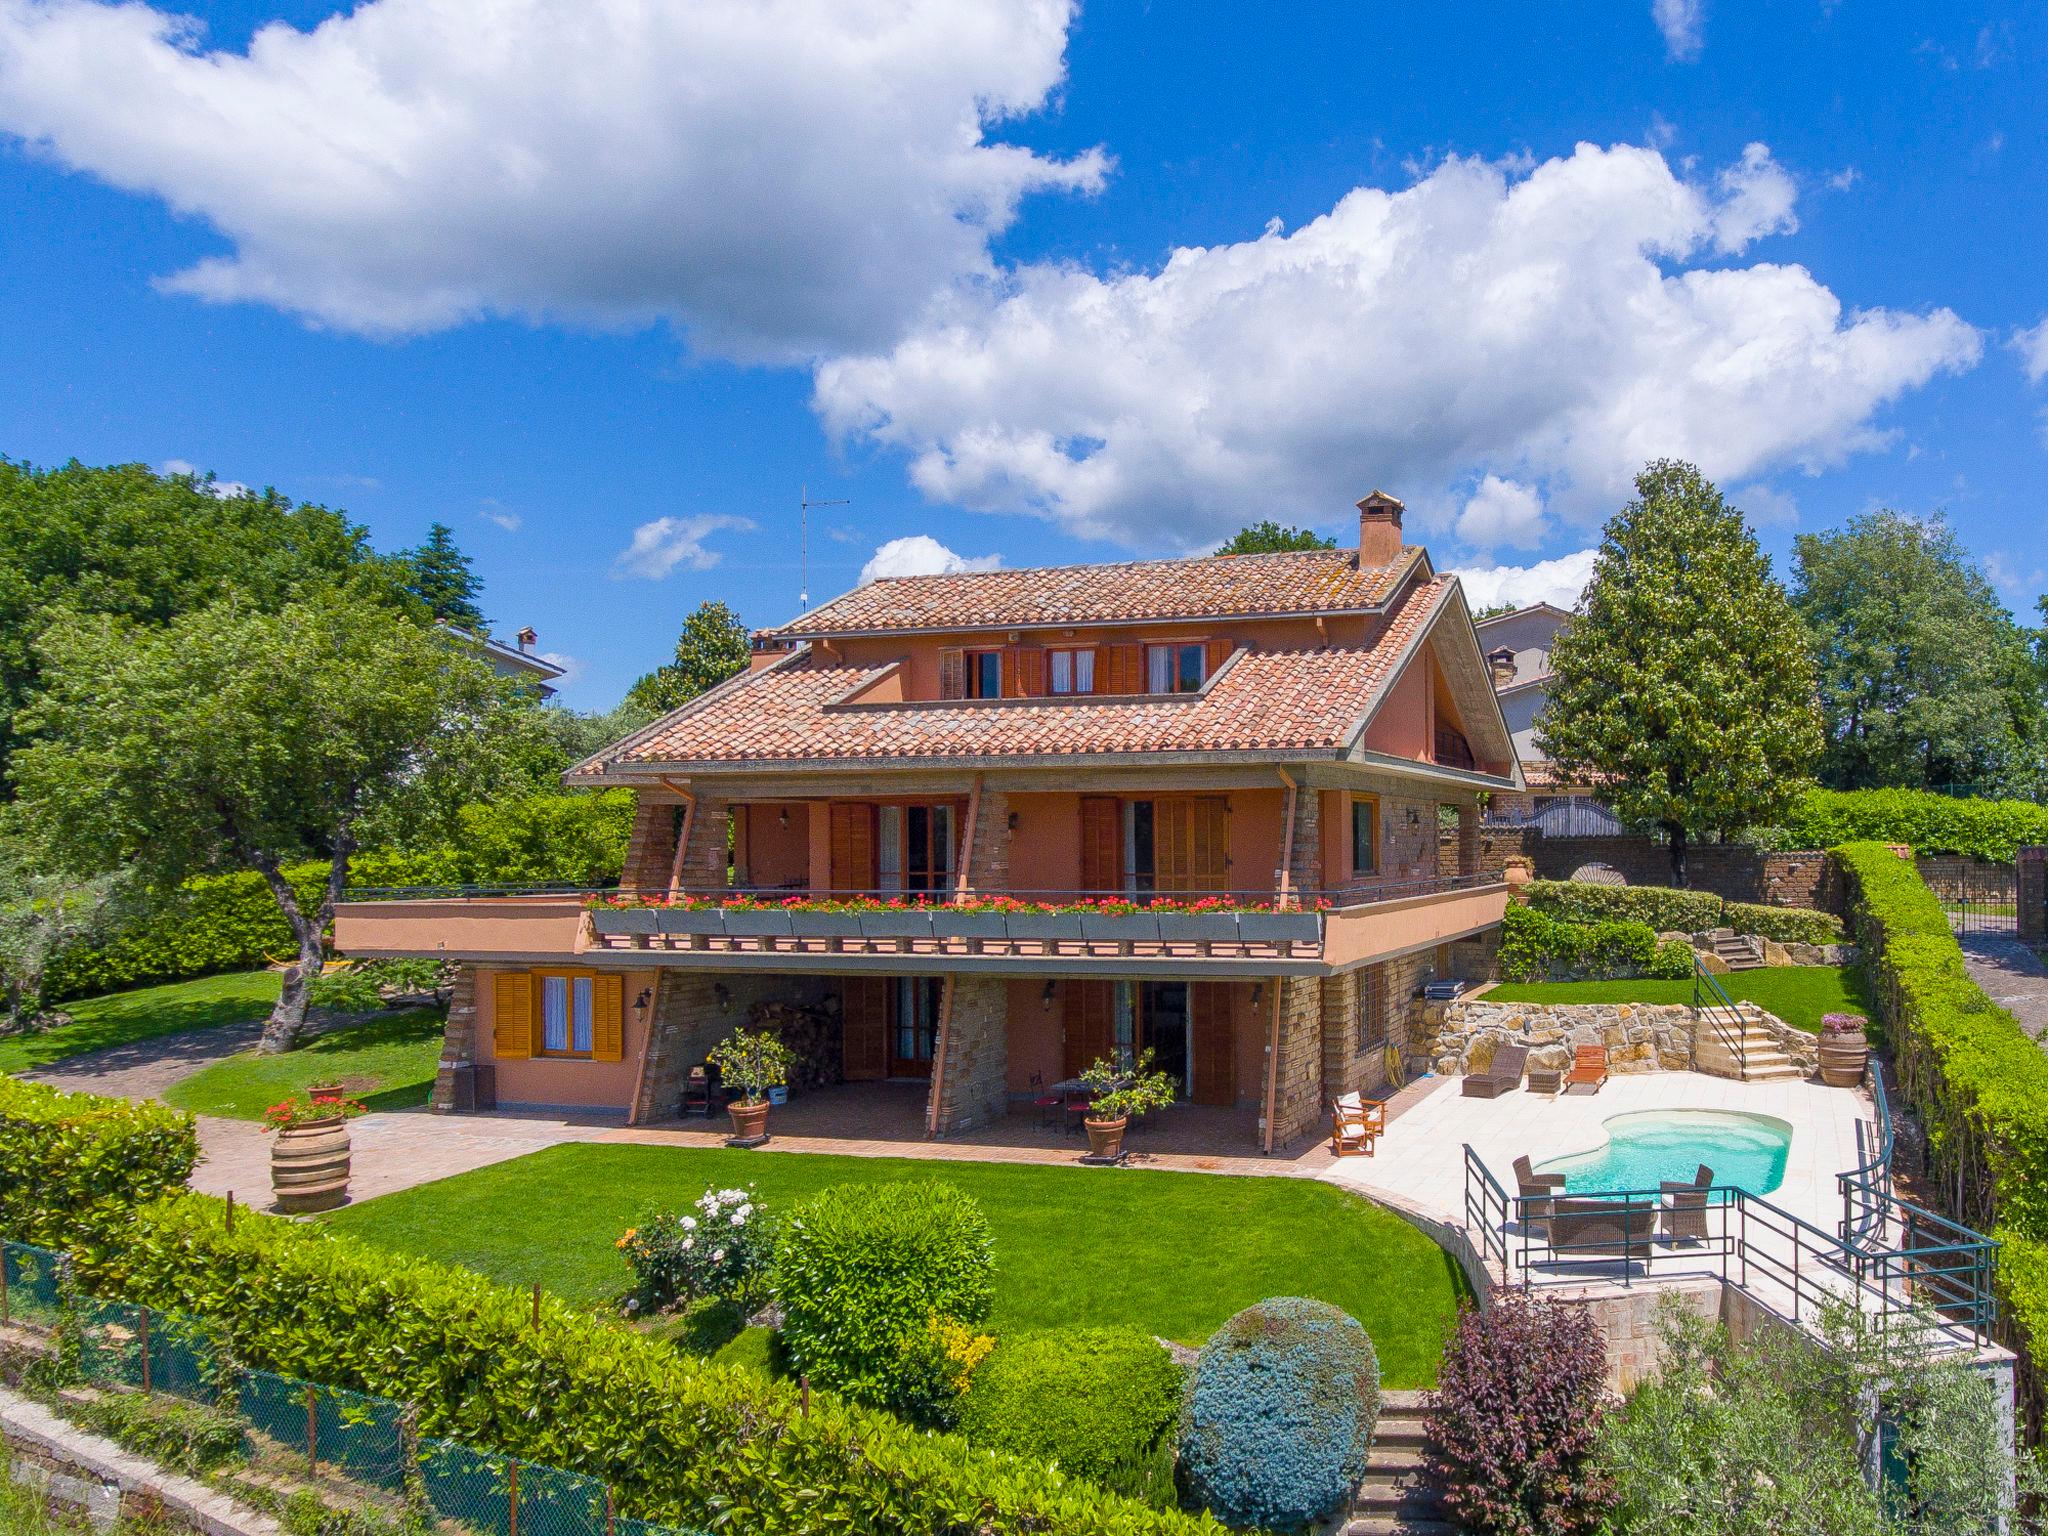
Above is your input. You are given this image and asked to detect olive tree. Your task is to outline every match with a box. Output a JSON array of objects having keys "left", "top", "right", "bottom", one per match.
[{"left": 13, "top": 591, "right": 527, "bottom": 1051}]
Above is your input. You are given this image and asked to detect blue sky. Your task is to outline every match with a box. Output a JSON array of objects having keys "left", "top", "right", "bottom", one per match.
[{"left": 1, "top": 0, "right": 2042, "bottom": 710}]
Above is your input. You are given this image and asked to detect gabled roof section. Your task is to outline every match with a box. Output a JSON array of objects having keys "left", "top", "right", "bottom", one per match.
[
  {"left": 1351, "top": 577, "right": 1522, "bottom": 785},
  {"left": 570, "top": 571, "right": 1522, "bottom": 779},
  {"left": 1473, "top": 600, "right": 1574, "bottom": 631},
  {"left": 768, "top": 545, "right": 1430, "bottom": 639}
]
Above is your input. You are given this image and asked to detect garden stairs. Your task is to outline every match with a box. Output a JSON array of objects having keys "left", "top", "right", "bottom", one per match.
[
  {"left": 1693, "top": 1000, "right": 1805, "bottom": 1083},
  {"left": 1344, "top": 1391, "right": 1460, "bottom": 1536},
  {"left": 1710, "top": 929, "right": 1766, "bottom": 970}
]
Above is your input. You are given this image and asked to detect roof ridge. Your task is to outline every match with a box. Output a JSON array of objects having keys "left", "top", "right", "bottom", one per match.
[{"left": 855, "top": 542, "right": 1388, "bottom": 590}]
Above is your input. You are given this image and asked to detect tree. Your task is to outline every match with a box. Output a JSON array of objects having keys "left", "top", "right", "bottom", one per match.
[
  {"left": 0, "top": 836, "right": 124, "bottom": 1032},
  {"left": 1792, "top": 511, "right": 2046, "bottom": 797},
  {"left": 624, "top": 600, "right": 753, "bottom": 715},
  {"left": 1215, "top": 521, "right": 1335, "bottom": 555},
  {"left": 13, "top": 592, "right": 526, "bottom": 1052},
  {"left": 1538, "top": 461, "right": 1821, "bottom": 885},
  {"left": 0, "top": 458, "right": 403, "bottom": 788},
  {"left": 401, "top": 520, "right": 488, "bottom": 630}
]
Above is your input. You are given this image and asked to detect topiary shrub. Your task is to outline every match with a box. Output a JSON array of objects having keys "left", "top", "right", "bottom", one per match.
[
  {"left": 957, "top": 1326, "right": 1184, "bottom": 1499},
  {"left": 1176, "top": 1297, "right": 1378, "bottom": 1528},
  {"left": 1423, "top": 1294, "right": 1612, "bottom": 1535},
  {"left": 1646, "top": 939, "right": 1696, "bottom": 980},
  {"left": 772, "top": 1179, "right": 994, "bottom": 1420}
]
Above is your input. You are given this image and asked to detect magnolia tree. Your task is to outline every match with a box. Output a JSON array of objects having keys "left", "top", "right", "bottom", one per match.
[
  {"left": 1539, "top": 461, "right": 1822, "bottom": 886},
  {"left": 14, "top": 591, "right": 533, "bottom": 1052}
]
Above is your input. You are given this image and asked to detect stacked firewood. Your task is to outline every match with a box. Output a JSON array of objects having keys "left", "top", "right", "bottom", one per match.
[{"left": 747, "top": 997, "right": 843, "bottom": 1092}]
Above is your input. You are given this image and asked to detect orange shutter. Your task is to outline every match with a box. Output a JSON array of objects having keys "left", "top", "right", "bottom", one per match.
[
  {"left": 842, "top": 977, "right": 887, "bottom": 1081},
  {"left": 1079, "top": 796, "right": 1121, "bottom": 893},
  {"left": 591, "top": 974, "right": 624, "bottom": 1061},
  {"left": 1063, "top": 980, "right": 1114, "bottom": 1079},
  {"left": 1155, "top": 800, "right": 1190, "bottom": 892},
  {"left": 1190, "top": 796, "right": 1230, "bottom": 891},
  {"left": 492, "top": 972, "right": 533, "bottom": 1059},
  {"left": 1099, "top": 642, "right": 1143, "bottom": 695},
  {"left": 1205, "top": 639, "right": 1233, "bottom": 679},
  {"left": 829, "top": 804, "right": 878, "bottom": 894},
  {"left": 1010, "top": 646, "right": 1047, "bottom": 697},
  {"left": 1190, "top": 982, "right": 1234, "bottom": 1106},
  {"left": 938, "top": 649, "right": 966, "bottom": 700}
]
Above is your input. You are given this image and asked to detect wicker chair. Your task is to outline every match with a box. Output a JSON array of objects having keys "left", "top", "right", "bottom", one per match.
[
  {"left": 1512, "top": 1153, "right": 1566, "bottom": 1237},
  {"left": 1660, "top": 1163, "right": 1715, "bottom": 1243},
  {"left": 1462, "top": 1043, "right": 1530, "bottom": 1099}
]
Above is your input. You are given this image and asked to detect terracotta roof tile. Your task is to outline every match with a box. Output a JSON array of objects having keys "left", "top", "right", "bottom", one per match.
[
  {"left": 594, "top": 574, "right": 1459, "bottom": 771},
  {"left": 769, "top": 546, "right": 1425, "bottom": 637}
]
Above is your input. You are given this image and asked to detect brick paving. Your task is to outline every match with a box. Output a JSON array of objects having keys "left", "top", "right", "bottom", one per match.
[{"left": 1959, "top": 933, "right": 2048, "bottom": 1046}]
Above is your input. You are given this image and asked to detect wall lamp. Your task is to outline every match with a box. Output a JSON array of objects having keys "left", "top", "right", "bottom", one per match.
[
  {"left": 714, "top": 982, "right": 732, "bottom": 1014},
  {"left": 1041, "top": 979, "right": 1057, "bottom": 1011}
]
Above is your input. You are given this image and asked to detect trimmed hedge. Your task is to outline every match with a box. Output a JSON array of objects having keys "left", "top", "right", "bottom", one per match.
[
  {"left": 1498, "top": 906, "right": 1685, "bottom": 984},
  {"left": 1833, "top": 842, "right": 2048, "bottom": 1405},
  {"left": 1789, "top": 788, "right": 2048, "bottom": 863},
  {"left": 45, "top": 789, "right": 635, "bottom": 1002},
  {"left": 956, "top": 1327, "right": 1184, "bottom": 1497},
  {"left": 38, "top": 1189, "right": 1221, "bottom": 1536},
  {"left": 0, "top": 1078, "right": 197, "bottom": 1248},
  {"left": 1523, "top": 881, "right": 1842, "bottom": 946}
]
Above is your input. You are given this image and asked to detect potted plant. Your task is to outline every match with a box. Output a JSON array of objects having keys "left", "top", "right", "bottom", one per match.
[
  {"left": 263, "top": 1091, "right": 367, "bottom": 1213},
  {"left": 1817, "top": 1012, "right": 1870, "bottom": 1087},
  {"left": 706, "top": 1028, "right": 794, "bottom": 1145},
  {"left": 1076, "top": 1049, "right": 1180, "bottom": 1164}
]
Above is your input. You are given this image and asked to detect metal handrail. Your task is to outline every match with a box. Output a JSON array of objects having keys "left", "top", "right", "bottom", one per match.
[
  {"left": 1463, "top": 1145, "right": 1511, "bottom": 1276},
  {"left": 1693, "top": 951, "right": 1748, "bottom": 1077},
  {"left": 1839, "top": 1062, "right": 1896, "bottom": 1251}
]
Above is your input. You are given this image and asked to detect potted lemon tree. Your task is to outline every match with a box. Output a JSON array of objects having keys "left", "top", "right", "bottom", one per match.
[
  {"left": 706, "top": 1027, "right": 794, "bottom": 1146},
  {"left": 1077, "top": 1048, "right": 1180, "bottom": 1163}
]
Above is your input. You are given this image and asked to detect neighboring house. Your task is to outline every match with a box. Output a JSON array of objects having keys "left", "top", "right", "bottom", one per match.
[
  {"left": 338, "top": 493, "right": 1521, "bottom": 1151},
  {"left": 1473, "top": 602, "right": 1610, "bottom": 829},
  {"left": 448, "top": 623, "right": 567, "bottom": 697}
]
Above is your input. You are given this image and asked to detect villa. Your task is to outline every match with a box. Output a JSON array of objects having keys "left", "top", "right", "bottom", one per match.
[{"left": 335, "top": 492, "right": 1523, "bottom": 1149}]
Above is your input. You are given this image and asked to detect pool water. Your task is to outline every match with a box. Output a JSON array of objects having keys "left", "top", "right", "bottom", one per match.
[{"left": 1533, "top": 1110, "right": 1793, "bottom": 1197}]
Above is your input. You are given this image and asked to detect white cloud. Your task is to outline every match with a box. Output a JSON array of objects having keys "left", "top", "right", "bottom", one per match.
[
  {"left": 1449, "top": 549, "right": 1599, "bottom": 614},
  {"left": 477, "top": 500, "right": 522, "bottom": 532},
  {"left": 2013, "top": 317, "right": 2048, "bottom": 383},
  {"left": 1652, "top": 0, "right": 1704, "bottom": 61},
  {"left": 537, "top": 650, "right": 583, "bottom": 683},
  {"left": 0, "top": 0, "right": 1104, "bottom": 361},
  {"left": 1733, "top": 482, "right": 1798, "bottom": 526},
  {"left": 859, "top": 534, "right": 1001, "bottom": 584},
  {"left": 817, "top": 142, "right": 1980, "bottom": 551},
  {"left": 1981, "top": 551, "right": 2043, "bottom": 597},
  {"left": 161, "top": 458, "right": 250, "bottom": 498},
  {"left": 611, "top": 514, "right": 752, "bottom": 579},
  {"left": 1710, "top": 143, "right": 1798, "bottom": 253},
  {"left": 1828, "top": 167, "right": 1861, "bottom": 192},
  {"left": 1455, "top": 476, "right": 1547, "bottom": 552}
]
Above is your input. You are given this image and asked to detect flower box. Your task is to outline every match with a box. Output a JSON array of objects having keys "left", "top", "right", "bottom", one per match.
[
  {"left": 1155, "top": 911, "right": 1238, "bottom": 943},
  {"left": 788, "top": 909, "right": 856, "bottom": 937},
  {"left": 858, "top": 910, "right": 934, "bottom": 941},
  {"left": 1004, "top": 912, "right": 1085, "bottom": 942},
  {"left": 720, "top": 909, "right": 794, "bottom": 938},
  {"left": 654, "top": 909, "right": 725, "bottom": 936},
  {"left": 1080, "top": 912, "right": 1160, "bottom": 944},
  {"left": 1236, "top": 911, "right": 1322, "bottom": 945},
  {"left": 592, "top": 909, "right": 658, "bottom": 935},
  {"left": 932, "top": 910, "right": 1011, "bottom": 940}
]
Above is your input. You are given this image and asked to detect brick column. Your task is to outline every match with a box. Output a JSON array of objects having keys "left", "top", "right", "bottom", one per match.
[
  {"left": 1285, "top": 788, "right": 1323, "bottom": 903},
  {"left": 633, "top": 970, "right": 735, "bottom": 1123},
  {"left": 1265, "top": 974, "right": 1325, "bottom": 1148},
  {"left": 680, "top": 795, "right": 735, "bottom": 892},
  {"left": 2021, "top": 848, "right": 2047, "bottom": 946},
  {"left": 962, "top": 786, "right": 1011, "bottom": 894},
  {"left": 430, "top": 966, "right": 480, "bottom": 1113},
  {"left": 929, "top": 975, "right": 1008, "bottom": 1135},
  {"left": 620, "top": 793, "right": 681, "bottom": 894}
]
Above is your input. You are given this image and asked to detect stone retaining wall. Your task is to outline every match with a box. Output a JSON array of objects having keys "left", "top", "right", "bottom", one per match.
[{"left": 1424, "top": 999, "right": 1698, "bottom": 1076}]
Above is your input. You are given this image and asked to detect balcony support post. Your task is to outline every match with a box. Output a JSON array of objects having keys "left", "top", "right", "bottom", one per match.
[
  {"left": 1261, "top": 973, "right": 1284, "bottom": 1155},
  {"left": 1275, "top": 768, "right": 1300, "bottom": 911},
  {"left": 925, "top": 973, "right": 958, "bottom": 1139},
  {"left": 954, "top": 774, "right": 984, "bottom": 901},
  {"left": 658, "top": 777, "right": 697, "bottom": 901}
]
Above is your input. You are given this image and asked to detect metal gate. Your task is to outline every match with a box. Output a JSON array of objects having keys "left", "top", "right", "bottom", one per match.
[{"left": 1919, "top": 856, "right": 2019, "bottom": 937}]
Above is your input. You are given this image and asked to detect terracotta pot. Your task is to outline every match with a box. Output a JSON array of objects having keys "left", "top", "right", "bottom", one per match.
[
  {"left": 1817, "top": 1031, "right": 1870, "bottom": 1088},
  {"left": 307, "top": 1082, "right": 347, "bottom": 1105},
  {"left": 1084, "top": 1116, "right": 1128, "bottom": 1162},
  {"left": 727, "top": 1099, "right": 771, "bottom": 1145},
  {"left": 272, "top": 1117, "right": 352, "bottom": 1213}
]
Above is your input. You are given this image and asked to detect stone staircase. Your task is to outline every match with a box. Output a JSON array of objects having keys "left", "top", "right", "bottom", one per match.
[
  {"left": 1343, "top": 1392, "right": 1459, "bottom": 1536},
  {"left": 1709, "top": 929, "right": 1766, "bottom": 970},
  {"left": 1694, "top": 1001, "right": 1805, "bottom": 1082}
]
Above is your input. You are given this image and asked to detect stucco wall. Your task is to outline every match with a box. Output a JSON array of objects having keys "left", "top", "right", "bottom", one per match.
[{"left": 472, "top": 964, "right": 659, "bottom": 1108}]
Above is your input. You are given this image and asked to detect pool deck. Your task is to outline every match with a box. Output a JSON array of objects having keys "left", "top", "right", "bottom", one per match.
[{"left": 1319, "top": 1070, "right": 1875, "bottom": 1240}]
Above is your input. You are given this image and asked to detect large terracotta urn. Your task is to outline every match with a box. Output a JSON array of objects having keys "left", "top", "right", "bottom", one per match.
[
  {"left": 1817, "top": 1015, "right": 1870, "bottom": 1088},
  {"left": 727, "top": 1099, "right": 771, "bottom": 1146},
  {"left": 271, "top": 1117, "right": 352, "bottom": 1213}
]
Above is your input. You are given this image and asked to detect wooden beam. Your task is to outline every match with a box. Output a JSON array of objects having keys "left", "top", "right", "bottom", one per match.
[
  {"left": 659, "top": 778, "right": 698, "bottom": 899},
  {"left": 1276, "top": 768, "right": 1299, "bottom": 911},
  {"left": 925, "top": 973, "right": 958, "bottom": 1139},
  {"left": 1261, "top": 976, "right": 1284, "bottom": 1156},
  {"left": 625, "top": 976, "right": 658, "bottom": 1127},
  {"left": 953, "top": 774, "right": 984, "bottom": 900}
]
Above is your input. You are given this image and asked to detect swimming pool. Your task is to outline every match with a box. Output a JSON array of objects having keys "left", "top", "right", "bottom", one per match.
[{"left": 1533, "top": 1109, "right": 1793, "bottom": 1197}]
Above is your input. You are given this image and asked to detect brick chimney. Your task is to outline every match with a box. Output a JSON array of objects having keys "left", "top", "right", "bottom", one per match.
[
  {"left": 1356, "top": 490, "right": 1405, "bottom": 566},
  {"left": 1487, "top": 646, "right": 1517, "bottom": 689},
  {"left": 515, "top": 625, "right": 537, "bottom": 653}
]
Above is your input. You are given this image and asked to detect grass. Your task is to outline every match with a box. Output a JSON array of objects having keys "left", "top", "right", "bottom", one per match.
[
  {"left": 325, "top": 1143, "right": 1469, "bottom": 1386},
  {"left": 0, "top": 970, "right": 280, "bottom": 1075},
  {"left": 1484, "top": 963, "right": 1871, "bottom": 1033},
  {"left": 163, "top": 1008, "right": 446, "bottom": 1118}
]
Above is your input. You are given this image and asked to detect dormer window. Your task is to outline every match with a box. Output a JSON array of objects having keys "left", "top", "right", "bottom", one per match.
[{"left": 1146, "top": 643, "right": 1206, "bottom": 694}]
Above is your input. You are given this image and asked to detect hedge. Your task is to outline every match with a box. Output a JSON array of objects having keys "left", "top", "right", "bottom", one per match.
[
  {"left": 1523, "top": 881, "right": 1842, "bottom": 946},
  {"left": 1832, "top": 842, "right": 2048, "bottom": 1406},
  {"left": 45, "top": 789, "right": 635, "bottom": 1002},
  {"left": 1788, "top": 789, "right": 2048, "bottom": 863},
  {"left": 47, "top": 1194, "right": 1220, "bottom": 1536},
  {"left": 0, "top": 1078, "right": 197, "bottom": 1248},
  {"left": 1498, "top": 906, "right": 1691, "bottom": 984},
  {"left": 955, "top": 1327, "right": 1183, "bottom": 1496}
]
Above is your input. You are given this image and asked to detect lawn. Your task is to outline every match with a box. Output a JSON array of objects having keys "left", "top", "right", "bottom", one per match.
[
  {"left": 1484, "top": 963, "right": 1870, "bottom": 1033},
  {"left": 324, "top": 1143, "right": 1469, "bottom": 1387},
  {"left": 163, "top": 1008, "right": 446, "bottom": 1118},
  {"left": 0, "top": 970, "right": 280, "bottom": 1074}
]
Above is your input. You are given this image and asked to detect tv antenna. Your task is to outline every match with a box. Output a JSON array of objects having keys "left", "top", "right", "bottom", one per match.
[{"left": 798, "top": 483, "right": 849, "bottom": 609}]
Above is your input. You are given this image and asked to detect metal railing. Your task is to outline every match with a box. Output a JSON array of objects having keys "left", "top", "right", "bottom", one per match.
[
  {"left": 1480, "top": 798, "right": 1629, "bottom": 838},
  {"left": 1840, "top": 1063, "right": 1896, "bottom": 1251},
  {"left": 1692, "top": 950, "right": 1748, "bottom": 1077}
]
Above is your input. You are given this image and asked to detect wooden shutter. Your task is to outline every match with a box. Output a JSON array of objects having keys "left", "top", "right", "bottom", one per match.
[
  {"left": 938, "top": 649, "right": 966, "bottom": 700},
  {"left": 1190, "top": 796, "right": 1230, "bottom": 891},
  {"left": 1205, "top": 639, "right": 1234, "bottom": 679},
  {"left": 1063, "top": 980, "right": 1115, "bottom": 1079},
  {"left": 1155, "top": 801, "right": 1191, "bottom": 892},
  {"left": 1190, "top": 982, "right": 1235, "bottom": 1106},
  {"left": 829, "top": 803, "right": 878, "bottom": 894},
  {"left": 492, "top": 972, "right": 533, "bottom": 1059},
  {"left": 590, "top": 974, "right": 624, "bottom": 1061},
  {"left": 1098, "top": 643, "right": 1143, "bottom": 695},
  {"left": 842, "top": 977, "right": 887, "bottom": 1081},
  {"left": 1079, "top": 796, "right": 1121, "bottom": 893},
  {"left": 1009, "top": 646, "right": 1047, "bottom": 698}
]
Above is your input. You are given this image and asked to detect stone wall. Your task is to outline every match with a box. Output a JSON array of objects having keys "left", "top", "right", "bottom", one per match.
[
  {"left": 1476, "top": 830, "right": 1839, "bottom": 911},
  {"left": 619, "top": 792, "right": 681, "bottom": 893},
  {"left": 429, "top": 966, "right": 479, "bottom": 1113},
  {"left": 1424, "top": 998, "right": 1697, "bottom": 1076},
  {"left": 2023, "top": 847, "right": 2046, "bottom": 945},
  {"left": 931, "top": 975, "right": 1008, "bottom": 1134},
  {"left": 634, "top": 971, "right": 833, "bottom": 1123},
  {"left": 964, "top": 786, "right": 1011, "bottom": 894},
  {"left": 1266, "top": 974, "right": 1325, "bottom": 1146}
]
